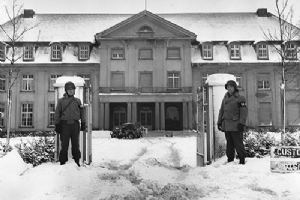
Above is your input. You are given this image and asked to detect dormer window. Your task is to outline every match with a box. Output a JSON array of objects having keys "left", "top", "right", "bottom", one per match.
[
  {"left": 23, "top": 45, "right": 34, "bottom": 61},
  {"left": 257, "top": 43, "right": 269, "bottom": 60},
  {"left": 202, "top": 43, "right": 213, "bottom": 60},
  {"left": 0, "top": 43, "right": 5, "bottom": 61},
  {"left": 78, "top": 44, "right": 90, "bottom": 60},
  {"left": 51, "top": 43, "right": 62, "bottom": 61},
  {"left": 229, "top": 43, "right": 241, "bottom": 60},
  {"left": 137, "top": 25, "right": 154, "bottom": 37},
  {"left": 285, "top": 42, "right": 297, "bottom": 60}
]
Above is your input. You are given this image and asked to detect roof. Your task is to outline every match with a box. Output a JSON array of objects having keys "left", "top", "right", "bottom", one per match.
[
  {"left": 96, "top": 10, "right": 197, "bottom": 39},
  {"left": 0, "top": 11, "right": 296, "bottom": 43}
]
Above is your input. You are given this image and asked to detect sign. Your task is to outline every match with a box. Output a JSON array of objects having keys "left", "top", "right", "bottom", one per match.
[{"left": 270, "top": 146, "right": 300, "bottom": 173}]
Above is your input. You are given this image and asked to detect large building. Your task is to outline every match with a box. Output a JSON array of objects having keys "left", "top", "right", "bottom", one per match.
[{"left": 0, "top": 9, "right": 299, "bottom": 132}]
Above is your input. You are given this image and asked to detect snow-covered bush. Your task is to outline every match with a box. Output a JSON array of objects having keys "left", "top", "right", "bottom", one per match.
[
  {"left": 0, "top": 130, "right": 55, "bottom": 138},
  {"left": 15, "top": 137, "right": 55, "bottom": 166},
  {"left": 0, "top": 141, "right": 13, "bottom": 156},
  {"left": 243, "top": 130, "right": 300, "bottom": 157}
]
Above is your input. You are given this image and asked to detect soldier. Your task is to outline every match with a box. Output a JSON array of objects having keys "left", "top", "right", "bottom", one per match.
[
  {"left": 217, "top": 80, "right": 248, "bottom": 164},
  {"left": 54, "top": 81, "right": 86, "bottom": 166}
]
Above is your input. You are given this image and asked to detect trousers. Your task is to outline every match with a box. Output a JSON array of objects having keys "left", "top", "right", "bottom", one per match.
[
  {"left": 59, "top": 120, "right": 81, "bottom": 163},
  {"left": 225, "top": 131, "right": 246, "bottom": 161}
]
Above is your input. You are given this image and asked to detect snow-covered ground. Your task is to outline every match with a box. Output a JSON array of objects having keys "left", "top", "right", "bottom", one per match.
[{"left": 1, "top": 131, "right": 300, "bottom": 200}]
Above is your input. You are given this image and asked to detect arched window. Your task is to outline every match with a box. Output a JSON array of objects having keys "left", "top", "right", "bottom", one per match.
[{"left": 137, "top": 25, "right": 154, "bottom": 37}]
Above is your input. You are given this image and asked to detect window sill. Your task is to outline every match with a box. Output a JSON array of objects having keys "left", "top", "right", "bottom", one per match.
[
  {"left": 111, "top": 58, "right": 125, "bottom": 60},
  {"left": 78, "top": 58, "right": 89, "bottom": 61},
  {"left": 202, "top": 57, "right": 213, "bottom": 60},
  {"left": 20, "top": 90, "right": 35, "bottom": 92},
  {"left": 257, "top": 57, "right": 269, "bottom": 60},
  {"left": 257, "top": 88, "right": 271, "bottom": 91},
  {"left": 23, "top": 59, "right": 35, "bottom": 62},
  {"left": 166, "top": 58, "right": 181, "bottom": 60}
]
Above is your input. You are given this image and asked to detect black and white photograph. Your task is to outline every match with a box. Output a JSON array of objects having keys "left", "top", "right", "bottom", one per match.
[{"left": 0, "top": 0, "right": 300, "bottom": 199}]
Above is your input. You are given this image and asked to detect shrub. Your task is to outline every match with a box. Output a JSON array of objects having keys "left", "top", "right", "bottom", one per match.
[
  {"left": 15, "top": 137, "right": 55, "bottom": 166},
  {"left": 0, "top": 130, "right": 55, "bottom": 138},
  {"left": 243, "top": 130, "right": 300, "bottom": 157},
  {"left": 0, "top": 141, "right": 13, "bottom": 155}
]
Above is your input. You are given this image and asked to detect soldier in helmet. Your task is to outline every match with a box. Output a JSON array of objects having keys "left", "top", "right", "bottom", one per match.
[
  {"left": 54, "top": 81, "right": 86, "bottom": 166},
  {"left": 217, "top": 80, "right": 248, "bottom": 164}
]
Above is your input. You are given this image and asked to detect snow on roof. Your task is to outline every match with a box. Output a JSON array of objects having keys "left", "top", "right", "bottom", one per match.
[
  {"left": 206, "top": 73, "right": 236, "bottom": 86},
  {"left": 54, "top": 76, "right": 85, "bottom": 87},
  {"left": 0, "top": 11, "right": 295, "bottom": 42}
]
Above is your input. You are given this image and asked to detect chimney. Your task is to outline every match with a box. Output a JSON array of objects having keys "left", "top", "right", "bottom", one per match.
[
  {"left": 256, "top": 8, "right": 268, "bottom": 17},
  {"left": 23, "top": 9, "right": 35, "bottom": 18}
]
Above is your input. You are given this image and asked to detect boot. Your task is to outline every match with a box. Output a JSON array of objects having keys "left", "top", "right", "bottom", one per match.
[
  {"left": 75, "top": 159, "right": 80, "bottom": 167},
  {"left": 239, "top": 158, "right": 245, "bottom": 165}
]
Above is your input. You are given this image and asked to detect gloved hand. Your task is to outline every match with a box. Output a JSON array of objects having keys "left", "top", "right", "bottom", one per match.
[
  {"left": 238, "top": 123, "right": 245, "bottom": 131},
  {"left": 55, "top": 123, "right": 62, "bottom": 133},
  {"left": 81, "top": 122, "right": 86, "bottom": 131},
  {"left": 217, "top": 124, "right": 223, "bottom": 132}
]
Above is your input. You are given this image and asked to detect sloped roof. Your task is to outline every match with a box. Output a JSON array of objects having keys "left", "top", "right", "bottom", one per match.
[{"left": 0, "top": 11, "right": 298, "bottom": 43}]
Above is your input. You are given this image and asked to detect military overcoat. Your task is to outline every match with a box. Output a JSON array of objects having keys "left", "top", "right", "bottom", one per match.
[{"left": 217, "top": 91, "right": 247, "bottom": 132}]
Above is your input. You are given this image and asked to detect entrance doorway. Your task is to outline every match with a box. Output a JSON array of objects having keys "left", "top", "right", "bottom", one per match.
[
  {"left": 137, "top": 103, "right": 155, "bottom": 130},
  {"left": 110, "top": 103, "right": 127, "bottom": 129},
  {"left": 165, "top": 102, "right": 182, "bottom": 130}
]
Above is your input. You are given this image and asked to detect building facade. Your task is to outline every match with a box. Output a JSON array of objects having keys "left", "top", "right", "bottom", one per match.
[{"left": 0, "top": 9, "right": 299, "bottom": 132}]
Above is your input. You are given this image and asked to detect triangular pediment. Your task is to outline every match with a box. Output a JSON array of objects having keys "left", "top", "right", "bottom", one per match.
[{"left": 96, "top": 10, "right": 196, "bottom": 40}]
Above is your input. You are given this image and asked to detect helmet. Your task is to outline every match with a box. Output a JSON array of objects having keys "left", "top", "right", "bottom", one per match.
[
  {"left": 225, "top": 80, "right": 238, "bottom": 91},
  {"left": 64, "top": 81, "right": 76, "bottom": 91}
]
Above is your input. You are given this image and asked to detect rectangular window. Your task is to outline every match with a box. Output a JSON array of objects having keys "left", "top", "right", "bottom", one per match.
[
  {"left": 257, "top": 43, "right": 268, "bottom": 59},
  {"left": 111, "top": 72, "right": 125, "bottom": 90},
  {"left": 139, "top": 72, "right": 153, "bottom": 92},
  {"left": 49, "top": 103, "right": 55, "bottom": 126},
  {"left": 51, "top": 44, "right": 62, "bottom": 61},
  {"left": 111, "top": 48, "right": 125, "bottom": 60},
  {"left": 258, "top": 102, "right": 272, "bottom": 126},
  {"left": 202, "top": 43, "right": 213, "bottom": 59},
  {"left": 287, "top": 102, "right": 300, "bottom": 125},
  {"left": 257, "top": 74, "right": 270, "bottom": 90},
  {"left": 22, "top": 74, "right": 34, "bottom": 91},
  {"left": 21, "top": 103, "right": 33, "bottom": 127},
  {"left": 0, "top": 74, "right": 5, "bottom": 91},
  {"left": 0, "top": 44, "right": 5, "bottom": 61},
  {"left": 285, "top": 43, "right": 297, "bottom": 60},
  {"left": 79, "top": 44, "right": 90, "bottom": 60},
  {"left": 0, "top": 103, "right": 4, "bottom": 127},
  {"left": 23, "top": 45, "right": 34, "bottom": 61},
  {"left": 139, "top": 48, "right": 153, "bottom": 60},
  {"left": 167, "top": 72, "right": 180, "bottom": 89},
  {"left": 49, "top": 74, "right": 61, "bottom": 91},
  {"left": 230, "top": 44, "right": 241, "bottom": 59},
  {"left": 167, "top": 47, "right": 181, "bottom": 59}
]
